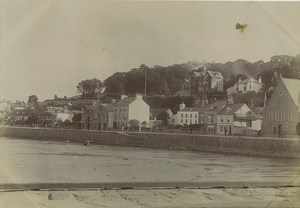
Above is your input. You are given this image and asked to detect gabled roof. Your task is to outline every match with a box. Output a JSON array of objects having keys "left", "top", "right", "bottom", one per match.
[
  {"left": 180, "top": 106, "right": 204, "bottom": 112},
  {"left": 281, "top": 78, "right": 300, "bottom": 106},
  {"left": 206, "top": 70, "right": 224, "bottom": 79},
  {"left": 218, "top": 103, "right": 245, "bottom": 115},
  {"left": 191, "top": 69, "right": 224, "bottom": 79},
  {"left": 203, "top": 100, "right": 227, "bottom": 112},
  {"left": 114, "top": 97, "right": 136, "bottom": 106}
]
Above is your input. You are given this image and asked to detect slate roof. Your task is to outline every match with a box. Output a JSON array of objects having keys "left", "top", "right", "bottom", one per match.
[
  {"left": 180, "top": 106, "right": 204, "bottom": 112},
  {"left": 218, "top": 103, "right": 245, "bottom": 115},
  {"left": 281, "top": 78, "right": 300, "bottom": 106},
  {"left": 191, "top": 69, "right": 224, "bottom": 79},
  {"left": 206, "top": 70, "right": 224, "bottom": 79},
  {"left": 113, "top": 97, "right": 137, "bottom": 106},
  {"left": 203, "top": 100, "right": 227, "bottom": 112}
]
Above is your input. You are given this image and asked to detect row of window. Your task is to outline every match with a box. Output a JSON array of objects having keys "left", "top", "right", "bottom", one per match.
[
  {"left": 180, "top": 119, "right": 198, "bottom": 124},
  {"left": 268, "top": 104, "right": 292, "bottom": 121},
  {"left": 115, "top": 106, "right": 127, "bottom": 111},
  {"left": 180, "top": 113, "right": 198, "bottom": 118}
]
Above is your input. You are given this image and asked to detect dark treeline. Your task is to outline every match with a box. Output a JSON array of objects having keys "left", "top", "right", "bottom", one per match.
[{"left": 102, "top": 55, "right": 300, "bottom": 96}]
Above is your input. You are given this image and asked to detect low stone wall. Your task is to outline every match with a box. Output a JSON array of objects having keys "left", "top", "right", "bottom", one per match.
[{"left": 1, "top": 127, "right": 300, "bottom": 158}]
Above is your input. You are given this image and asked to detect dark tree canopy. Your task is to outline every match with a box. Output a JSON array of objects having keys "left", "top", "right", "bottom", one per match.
[{"left": 76, "top": 78, "right": 102, "bottom": 98}]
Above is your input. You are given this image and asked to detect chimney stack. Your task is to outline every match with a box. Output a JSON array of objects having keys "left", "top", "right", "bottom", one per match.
[
  {"left": 136, "top": 94, "right": 143, "bottom": 100},
  {"left": 227, "top": 95, "right": 234, "bottom": 105},
  {"left": 180, "top": 102, "right": 185, "bottom": 110}
]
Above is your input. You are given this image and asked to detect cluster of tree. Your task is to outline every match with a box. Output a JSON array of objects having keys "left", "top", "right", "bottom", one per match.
[
  {"left": 103, "top": 64, "right": 191, "bottom": 96},
  {"left": 76, "top": 78, "right": 103, "bottom": 98},
  {"left": 75, "top": 54, "right": 300, "bottom": 98}
]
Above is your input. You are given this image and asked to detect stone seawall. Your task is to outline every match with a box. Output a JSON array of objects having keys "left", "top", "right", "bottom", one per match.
[{"left": 1, "top": 127, "right": 300, "bottom": 158}]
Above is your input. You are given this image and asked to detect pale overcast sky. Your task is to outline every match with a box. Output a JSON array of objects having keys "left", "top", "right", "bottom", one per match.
[{"left": 1, "top": 1, "right": 300, "bottom": 101}]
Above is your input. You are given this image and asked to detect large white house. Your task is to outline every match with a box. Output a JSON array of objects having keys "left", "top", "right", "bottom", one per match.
[
  {"left": 177, "top": 103, "right": 201, "bottom": 126},
  {"left": 227, "top": 77, "right": 263, "bottom": 96},
  {"left": 113, "top": 94, "right": 149, "bottom": 128}
]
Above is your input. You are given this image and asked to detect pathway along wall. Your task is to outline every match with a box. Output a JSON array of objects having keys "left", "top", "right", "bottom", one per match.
[{"left": 1, "top": 127, "right": 300, "bottom": 158}]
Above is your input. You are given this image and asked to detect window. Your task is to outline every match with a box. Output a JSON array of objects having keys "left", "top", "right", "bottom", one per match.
[
  {"left": 181, "top": 119, "right": 183, "bottom": 123},
  {"left": 190, "top": 119, "right": 192, "bottom": 124},
  {"left": 190, "top": 114, "right": 192, "bottom": 118},
  {"left": 124, "top": 106, "right": 127, "bottom": 111},
  {"left": 195, "top": 114, "right": 197, "bottom": 118},
  {"left": 186, "top": 114, "right": 188, "bottom": 118},
  {"left": 195, "top": 119, "right": 197, "bottom": 124},
  {"left": 221, "top": 119, "right": 223, "bottom": 122},
  {"left": 185, "top": 119, "right": 188, "bottom": 123},
  {"left": 278, "top": 102, "right": 282, "bottom": 121},
  {"left": 181, "top": 114, "right": 183, "bottom": 118}
]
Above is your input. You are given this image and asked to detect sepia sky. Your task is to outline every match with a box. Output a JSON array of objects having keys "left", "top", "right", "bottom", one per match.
[{"left": 1, "top": 0, "right": 300, "bottom": 101}]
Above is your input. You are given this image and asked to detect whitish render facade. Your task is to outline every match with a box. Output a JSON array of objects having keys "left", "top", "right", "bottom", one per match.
[
  {"left": 113, "top": 94, "right": 150, "bottom": 128},
  {"left": 227, "top": 77, "right": 263, "bottom": 96},
  {"left": 263, "top": 76, "right": 300, "bottom": 137},
  {"left": 177, "top": 104, "right": 200, "bottom": 126}
]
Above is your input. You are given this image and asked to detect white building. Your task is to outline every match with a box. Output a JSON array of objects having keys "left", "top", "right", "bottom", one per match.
[
  {"left": 113, "top": 94, "right": 149, "bottom": 128},
  {"left": 227, "top": 77, "right": 263, "bottom": 96},
  {"left": 176, "top": 103, "right": 201, "bottom": 126}
]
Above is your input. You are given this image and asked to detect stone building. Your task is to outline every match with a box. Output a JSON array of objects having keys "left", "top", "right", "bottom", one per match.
[
  {"left": 262, "top": 76, "right": 300, "bottom": 137},
  {"left": 199, "top": 100, "right": 227, "bottom": 134},
  {"left": 190, "top": 67, "right": 224, "bottom": 95},
  {"left": 81, "top": 102, "right": 114, "bottom": 130}
]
